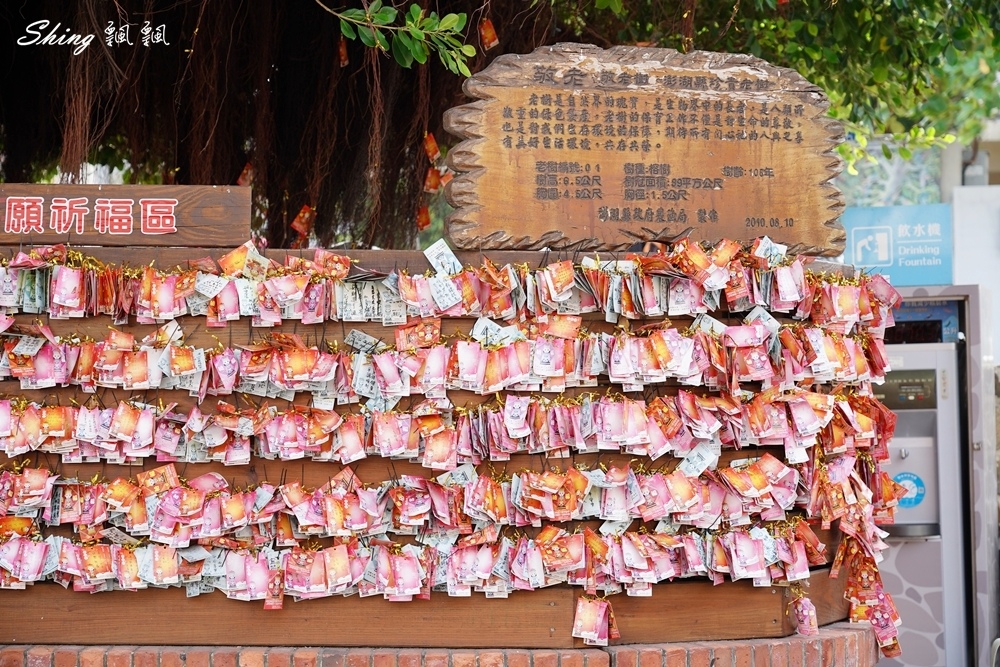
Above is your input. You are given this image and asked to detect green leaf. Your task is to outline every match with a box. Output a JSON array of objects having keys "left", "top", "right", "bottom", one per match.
[
  {"left": 457, "top": 59, "right": 471, "bottom": 77},
  {"left": 358, "top": 25, "right": 376, "bottom": 48},
  {"left": 339, "top": 19, "right": 356, "bottom": 39},
  {"left": 881, "top": 144, "right": 892, "bottom": 159},
  {"left": 410, "top": 27, "right": 424, "bottom": 40},
  {"left": 460, "top": 44, "right": 476, "bottom": 57},
  {"left": 454, "top": 14, "right": 468, "bottom": 33},
  {"left": 408, "top": 4, "right": 422, "bottom": 23},
  {"left": 944, "top": 43, "right": 958, "bottom": 65},
  {"left": 374, "top": 8, "right": 397, "bottom": 24},
  {"left": 368, "top": 0, "right": 382, "bottom": 14},
  {"left": 872, "top": 65, "right": 888, "bottom": 83},
  {"left": 410, "top": 39, "right": 428, "bottom": 64},
  {"left": 342, "top": 8, "right": 366, "bottom": 20},
  {"left": 898, "top": 146, "right": 913, "bottom": 159},
  {"left": 439, "top": 49, "right": 457, "bottom": 74},
  {"left": 374, "top": 29, "right": 389, "bottom": 51},
  {"left": 438, "top": 14, "right": 459, "bottom": 31},
  {"left": 392, "top": 34, "right": 414, "bottom": 67},
  {"left": 807, "top": 22, "right": 818, "bottom": 37}
]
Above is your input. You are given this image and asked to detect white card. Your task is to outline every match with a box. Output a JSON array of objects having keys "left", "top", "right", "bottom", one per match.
[
  {"left": 234, "top": 278, "right": 261, "bottom": 317},
  {"left": 677, "top": 441, "right": 719, "bottom": 478},
  {"left": 379, "top": 287, "right": 408, "bottom": 326},
  {"left": 423, "top": 239, "right": 463, "bottom": 276},
  {"left": 471, "top": 317, "right": 503, "bottom": 344},
  {"left": 12, "top": 337, "right": 45, "bottom": 357},
  {"left": 428, "top": 275, "right": 462, "bottom": 311},
  {"left": 195, "top": 273, "right": 228, "bottom": 298},
  {"left": 344, "top": 329, "right": 387, "bottom": 354}
]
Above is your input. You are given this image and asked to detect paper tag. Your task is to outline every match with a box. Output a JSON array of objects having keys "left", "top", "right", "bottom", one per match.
[
  {"left": 693, "top": 314, "right": 727, "bottom": 336},
  {"left": 243, "top": 245, "right": 270, "bottom": 281},
  {"left": 471, "top": 317, "right": 504, "bottom": 344},
  {"left": 753, "top": 236, "right": 788, "bottom": 267},
  {"left": 236, "top": 378, "right": 269, "bottom": 397},
  {"left": 428, "top": 276, "right": 462, "bottom": 311},
  {"left": 344, "top": 330, "right": 387, "bottom": 354},
  {"left": 351, "top": 356, "right": 379, "bottom": 399},
  {"left": 365, "top": 393, "right": 401, "bottom": 413},
  {"left": 195, "top": 273, "right": 228, "bottom": 298},
  {"left": 234, "top": 278, "right": 261, "bottom": 317},
  {"left": 423, "top": 239, "right": 463, "bottom": 276},
  {"left": 192, "top": 348, "right": 208, "bottom": 373},
  {"left": 12, "top": 337, "right": 45, "bottom": 357},
  {"left": 100, "top": 527, "right": 141, "bottom": 546},
  {"left": 744, "top": 306, "right": 780, "bottom": 336},
  {"left": 677, "top": 441, "right": 719, "bottom": 478},
  {"left": 599, "top": 520, "right": 632, "bottom": 536},
  {"left": 380, "top": 287, "right": 408, "bottom": 326},
  {"left": 186, "top": 292, "right": 210, "bottom": 317}
]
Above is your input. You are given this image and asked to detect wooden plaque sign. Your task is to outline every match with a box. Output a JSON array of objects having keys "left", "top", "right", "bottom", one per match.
[
  {"left": 444, "top": 44, "right": 845, "bottom": 255},
  {"left": 0, "top": 184, "right": 251, "bottom": 247}
]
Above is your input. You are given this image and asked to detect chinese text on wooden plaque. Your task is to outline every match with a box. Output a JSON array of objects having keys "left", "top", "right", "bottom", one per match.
[{"left": 445, "top": 44, "right": 845, "bottom": 255}]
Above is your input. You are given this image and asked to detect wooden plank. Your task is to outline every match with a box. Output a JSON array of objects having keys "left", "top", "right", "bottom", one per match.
[
  {"left": 0, "top": 584, "right": 577, "bottom": 647},
  {"left": 598, "top": 579, "right": 787, "bottom": 644},
  {"left": 444, "top": 44, "right": 845, "bottom": 255},
  {"left": 66, "top": 247, "right": 233, "bottom": 268},
  {"left": 0, "top": 185, "right": 250, "bottom": 247},
  {"left": 0, "top": 571, "right": 846, "bottom": 647},
  {"left": 807, "top": 566, "right": 850, "bottom": 627}
]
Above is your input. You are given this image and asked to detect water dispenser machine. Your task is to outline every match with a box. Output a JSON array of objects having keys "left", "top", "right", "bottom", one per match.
[{"left": 876, "top": 343, "right": 967, "bottom": 667}]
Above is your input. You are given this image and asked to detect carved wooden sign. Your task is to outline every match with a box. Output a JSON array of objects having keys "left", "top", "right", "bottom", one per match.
[
  {"left": 444, "top": 44, "right": 845, "bottom": 255},
  {"left": 0, "top": 184, "right": 251, "bottom": 247}
]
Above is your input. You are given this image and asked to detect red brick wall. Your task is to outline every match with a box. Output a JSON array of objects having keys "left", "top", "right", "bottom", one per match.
[{"left": 0, "top": 623, "right": 878, "bottom": 667}]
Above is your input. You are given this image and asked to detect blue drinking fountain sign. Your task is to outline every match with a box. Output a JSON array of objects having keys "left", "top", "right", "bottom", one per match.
[{"left": 840, "top": 204, "right": 953, "bottom": 287}]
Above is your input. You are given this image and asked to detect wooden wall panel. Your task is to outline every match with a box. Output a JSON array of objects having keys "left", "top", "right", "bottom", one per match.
[
  {"left": 0, "top": 244, "right": 851, "bottom": 647},
  {"left": 0, "top": 567, "right": 843, "bottom": 647}
]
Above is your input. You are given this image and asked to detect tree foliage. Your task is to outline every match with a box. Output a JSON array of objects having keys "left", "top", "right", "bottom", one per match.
[
  {"left": 322, "top": 1, "right": 477, "bottom": 76},
  {"left": 549, "top": 0, "right": 1000, "bottom": 166}
]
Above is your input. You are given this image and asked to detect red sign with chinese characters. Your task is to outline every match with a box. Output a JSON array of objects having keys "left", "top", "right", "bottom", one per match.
[{"left": 0, "top": 184, "right": 250, "bottom": 247}]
